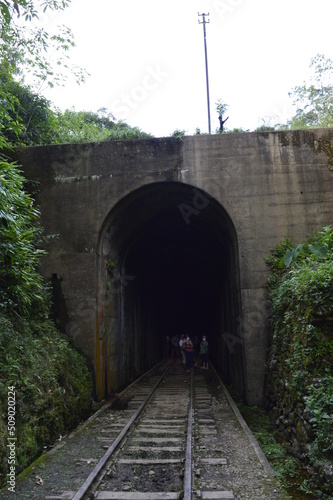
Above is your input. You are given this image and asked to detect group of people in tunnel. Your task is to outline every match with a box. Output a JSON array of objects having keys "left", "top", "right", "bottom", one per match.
[{"left": 163, "top": 333, "right": 209, "bottom": 372}]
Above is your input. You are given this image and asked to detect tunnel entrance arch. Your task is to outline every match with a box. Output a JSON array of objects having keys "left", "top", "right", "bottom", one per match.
[{"left": 96, "top": 182, "right": 244, "bottom": 399}]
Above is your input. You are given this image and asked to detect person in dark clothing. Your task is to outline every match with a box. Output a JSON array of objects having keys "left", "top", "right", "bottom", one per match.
[
  {"left": 179, "top": 334, "right": 186, "bottom": 369},
  {"left": 200, "top": 335, "right": 209, "bottom": 369},
  {"left": 184, "top": 336, "right": 194, "bottom": 372}
]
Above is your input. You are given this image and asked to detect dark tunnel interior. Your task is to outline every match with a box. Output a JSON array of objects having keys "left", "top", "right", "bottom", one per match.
[
  {"left": 100, "top": 182, "right": 244, "bottom": 395},
  {"left": 125, "top": 217, "right": 225, "bottom": 339}
]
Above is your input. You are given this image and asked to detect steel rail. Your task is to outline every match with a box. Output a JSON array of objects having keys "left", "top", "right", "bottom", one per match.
[
  {"left": 72, "top": 360, "right": 175, "bottom": 500},
  {"left": 210, "top": 363, "right": 276, "bottom": 477},
  {"left": 184, "top": 367, "right": 194, "bottom": 500}
]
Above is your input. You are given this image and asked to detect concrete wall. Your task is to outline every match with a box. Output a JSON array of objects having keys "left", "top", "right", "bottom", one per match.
[{"left": 15, "top": 129, "right": 333, "bottom": 404}]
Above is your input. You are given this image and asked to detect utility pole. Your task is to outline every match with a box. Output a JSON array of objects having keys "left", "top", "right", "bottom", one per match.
[{"left": 198, "top": 12, "right": 211, "bottom": 134}]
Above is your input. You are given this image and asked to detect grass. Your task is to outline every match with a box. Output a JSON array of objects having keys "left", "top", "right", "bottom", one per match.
[{"left": 227, "top": 385, "right": 316, "bottom": 499}]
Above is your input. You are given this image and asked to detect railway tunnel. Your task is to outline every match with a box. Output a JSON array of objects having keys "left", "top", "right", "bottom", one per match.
[{"left": 97, "top": 181, "right": 244, "bottom": 399}]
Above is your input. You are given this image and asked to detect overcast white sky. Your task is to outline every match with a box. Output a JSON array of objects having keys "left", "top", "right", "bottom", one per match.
[{"left": 38, "top": 0, "right": 333, "bottom": 137}]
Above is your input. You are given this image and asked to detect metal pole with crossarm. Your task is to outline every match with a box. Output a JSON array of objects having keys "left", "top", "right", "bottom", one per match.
[{"left": 198, "top": 12, "right": 211, "bottom": 134}]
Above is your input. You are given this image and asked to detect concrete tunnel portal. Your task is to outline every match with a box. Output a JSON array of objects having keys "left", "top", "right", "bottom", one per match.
[{"left": 97, "top": 182, "right": 244, "bottom": 399}]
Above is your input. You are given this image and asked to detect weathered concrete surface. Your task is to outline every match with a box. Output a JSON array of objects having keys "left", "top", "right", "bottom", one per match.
[{"left": 14, "top": 129, "right": 333, "bottom": 405}]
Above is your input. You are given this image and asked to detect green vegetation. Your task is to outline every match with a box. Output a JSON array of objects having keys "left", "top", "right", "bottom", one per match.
[
  {"left": 1, "top": 77, "right": 151, "bottom": 146},
  {"left": 0, "top": 152, "right": 93, "bottom": 487},
  {"left": 0, "top": 2, "right": 332, "bottom": 491},
  {"left": 265, "top": 227, "right": 333, "bottom": 498},
  {"left": 0, "top": 316, "right": 92, "bottom": 480},
  {"left": 218, "top": 53, "right": 333, "bottom": 134},
  {"left": 54, "top": 108, "right": 151, "bottom": 144},
  {"left": 0, "top": 73, "right": 151, "bottom": 147},
  {"left": 0, "top": 154, "right": 93, "bottom": 488},
  {"left": 0, "top": 161, "right": 46, "bottom": 316},
  {"left": 229, "top": 391, "right": 305, "bottom": 496},
  {"left": 0, "top": 1, "right": 151, "bottom": 147},
  {"left": 262, "top": 53, "right": 333, "bottom": 131},
  {"left": 287, "top": 54, "right": 333, "bottom": 130},
  {"left": 0, "top": 1, "right": 93, "bottom": 488}
]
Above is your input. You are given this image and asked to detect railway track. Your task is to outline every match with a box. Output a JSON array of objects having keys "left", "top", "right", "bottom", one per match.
[
  {"left": 85, "top": 361, "right": 193, "bottom": 500},
  {"left": 0, "top": 359, "right": 289, "bottom": 499}
]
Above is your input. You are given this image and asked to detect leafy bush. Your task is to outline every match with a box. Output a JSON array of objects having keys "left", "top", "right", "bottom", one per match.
[
  {"left": 266, "top": 226, "right": 333, "bottom": 497},
  {"left": 0, "top": 160, "right": 46, "bottom": 316},
  {"left": 306, "top": 376, "right": 333, "bottom": 458},
  {"left": 54, "top": 108, "right": 152, "bottom": 144},
  {"left": 0, "top": 6, "right": 95, "bottom": 484},
  {"left": 0, "top": 157, "right": 93, "bottom": 486}
]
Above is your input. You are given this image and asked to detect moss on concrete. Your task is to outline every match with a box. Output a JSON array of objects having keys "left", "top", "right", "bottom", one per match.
[{"left": 0, "top": 315, "right": 93, "bottom": 487}]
